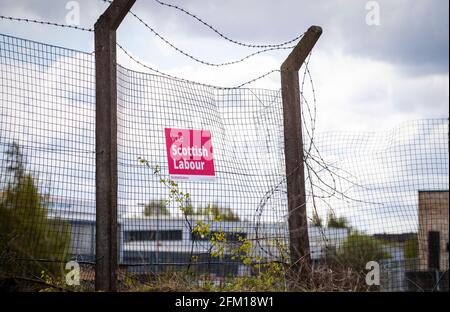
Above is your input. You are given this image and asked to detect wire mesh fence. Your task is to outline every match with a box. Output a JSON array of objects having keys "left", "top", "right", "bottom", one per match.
[
  {"left": 0, "top": 33, "right": 448, "bottom": 291},
  {"left": 304, "top": 119, "right": 449, "bottom": 291}
]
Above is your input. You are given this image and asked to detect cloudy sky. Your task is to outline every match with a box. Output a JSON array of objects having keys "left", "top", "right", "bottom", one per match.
[{"left": 0, "top": 0, "right": 448, "bottom": 132}]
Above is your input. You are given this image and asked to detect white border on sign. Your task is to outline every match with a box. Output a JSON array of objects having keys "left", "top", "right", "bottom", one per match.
[{"left": 170, "top": 175, "right": 216, "bottom": 182}]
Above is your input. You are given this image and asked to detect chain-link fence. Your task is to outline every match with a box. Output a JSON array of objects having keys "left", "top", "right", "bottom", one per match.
[{"left": 0, "top": 33, "right": 448, "bottom": 291}]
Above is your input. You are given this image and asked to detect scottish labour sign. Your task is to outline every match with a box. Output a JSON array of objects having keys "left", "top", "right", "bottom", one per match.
[{"left": 164, "top": 128, "right": 215, "bottom": 181}]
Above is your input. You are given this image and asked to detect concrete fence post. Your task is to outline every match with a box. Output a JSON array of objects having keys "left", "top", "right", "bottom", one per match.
[
  {"left": 95, "top": 0, "right": 136, "bottom": 292},
  {"left": 280, "top": 25, "right": 322, "bottom": 273}
]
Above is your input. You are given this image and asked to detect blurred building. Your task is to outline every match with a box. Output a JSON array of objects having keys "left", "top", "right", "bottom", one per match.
[
  {"left": 45, "top": 197, "right": 348, "bottom": 276},
  {"left": 418, "top": 190, "right": 449, "bottom": 271}
]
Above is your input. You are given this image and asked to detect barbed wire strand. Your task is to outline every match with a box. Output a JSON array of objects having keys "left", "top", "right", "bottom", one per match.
[
  {"left": 100, "top": 0, "right": 301, "bottom": 67},
  {"left": 116, "top": 43, "right": 281, "bottom": 89},
  {"left": 152, "top": 0, "right": 303, "bottom": 49},
  {"left": 0, "top": 15, "right": 93, "bottom": 32},
  {"left": 0, "top": 15, "right": 282, "bottom": 89}
]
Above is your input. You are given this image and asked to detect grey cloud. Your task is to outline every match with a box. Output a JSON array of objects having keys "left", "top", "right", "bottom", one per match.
[
  {"left": 134, "top": 0, "right": 449, "bottom": 76},
  {"left": 1, "top": 0, "right": 447, "bottom": 76}
]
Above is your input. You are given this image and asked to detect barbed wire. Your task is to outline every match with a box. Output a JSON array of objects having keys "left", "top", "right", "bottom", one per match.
[
  {"left": 0, "top": 14, "right": 282, "bottom": 89},
  {"left": 0, "top": 12, "right": 310, "bottom": 96},
  {"left": 101, "top": 0, "right": 300, "bottom": 67},
  {"left": 152, "top": 0, "right": 304, "bottom": 49},
  {"left": 250, "top": 48, "right": 388, "bottom": 258},
  {"left": 301, "top": 53, "right": 317, "bottom": 157},
  {"left": 0, "top": 15, "right": 93, "bottom": 32},
  {"left": 116, "top": 42, "right": 281, "bottom": 89}
]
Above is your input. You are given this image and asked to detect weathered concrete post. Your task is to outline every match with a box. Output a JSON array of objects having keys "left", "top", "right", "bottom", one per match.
[
  {"left": 95, "top": 0, "right": 136, "bottom": 292},
  {"left": 281, "top": 26, "right": 322, "bottom": 272}
]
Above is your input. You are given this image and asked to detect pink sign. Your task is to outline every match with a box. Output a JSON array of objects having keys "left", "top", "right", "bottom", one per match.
[{"left": 164, "top": 128, "right": 215, "bottom": 181}]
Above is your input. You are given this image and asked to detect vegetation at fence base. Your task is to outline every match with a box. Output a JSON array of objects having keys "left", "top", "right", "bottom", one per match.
[
  {"left": 0, "top": 142, "right": 71, "bottom": 284},
  {"left": 136, "top": 158, "right": 376, "bottom": 292},
  {"left": 117, "top": 267, "right": 286, "bottom": 292},
  {"left": 116, "top": 263, "right": 371, "bottom": 292},
  {"left": 336, "top": 232, "right": 391, "bottom": 270},
  {"left": 37, "top": 269, "right": 88, "bottom": 292}
]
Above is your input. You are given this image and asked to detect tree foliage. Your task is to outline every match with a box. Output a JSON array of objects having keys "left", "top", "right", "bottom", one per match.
[
  {"left": 403, "top": 235, "right": 419, "bottom": 259},
  {"left": 0, "top": 143, "right": 71, "bottom": 278},
  {"left": 338, "top": 233, "right": 390, "bottom": 270}
]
